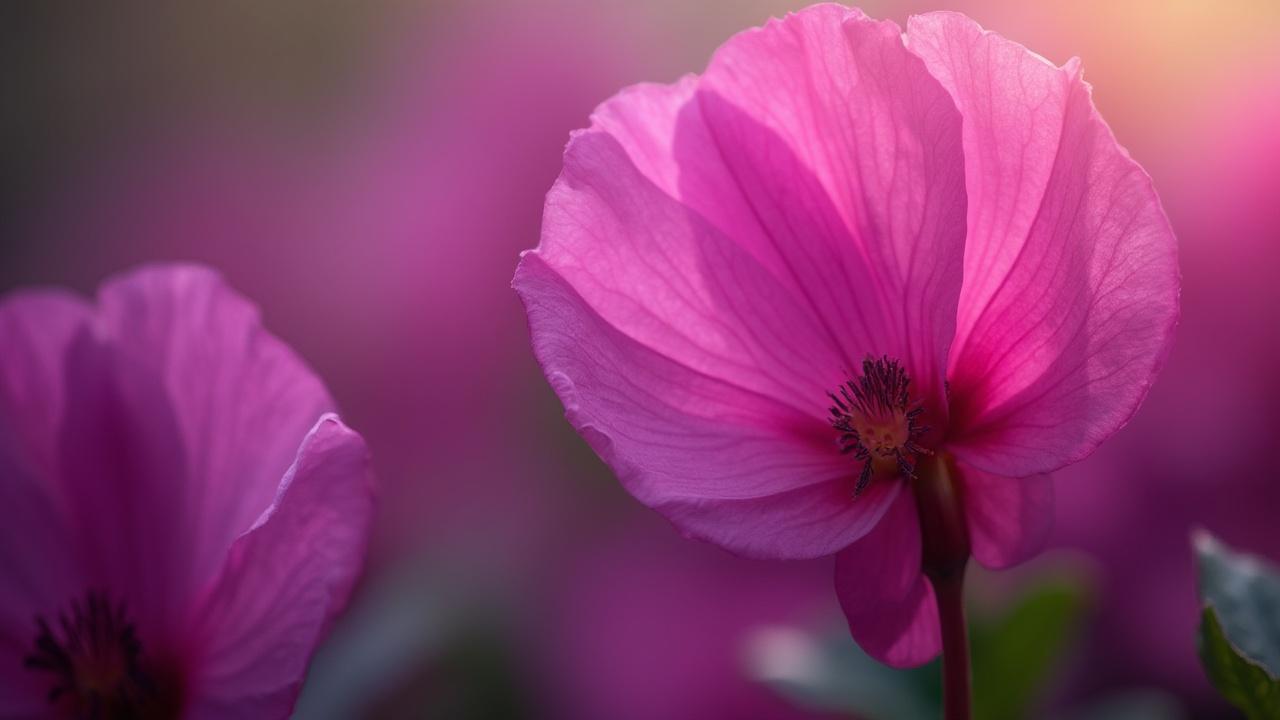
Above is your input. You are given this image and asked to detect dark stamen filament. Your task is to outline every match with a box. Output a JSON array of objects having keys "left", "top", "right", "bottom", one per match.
[{"left": 827, "top": 356, "right": 931, "bottom": 496}]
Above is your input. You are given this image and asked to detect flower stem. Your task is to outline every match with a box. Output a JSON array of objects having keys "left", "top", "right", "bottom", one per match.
[
  {"left": 930, "top": 564, "right": 971, "bottom": 720},
  {"left": 912, "top": 453, "right": 973, "bottom": 720}
]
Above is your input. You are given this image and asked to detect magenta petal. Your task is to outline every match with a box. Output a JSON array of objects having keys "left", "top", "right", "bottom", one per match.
[
  {"left": 957, "top": 462, "right": 1053, "bottom": 570},
  {"left": 520, "top": 3, "right": 974, "bottom": 561},
  {"left": 0, "top": 292, "right": 89, "bottom": 711},
  {"left": 834, "top": 487, "right": 940, "bottom": 667},
  {"left": 88, "top": 266, "right": 334, "bottom": 608},
  {"left": 56, "top": 319, "right": 202, "bottom": 638},
  {"left": 516, "top": 253, "right": 898, "bottom": 559},
  {"left": 537, "top": 123, "right": 853, "bottom": 411},
  {"left": 51, "top": 266, "right": 335, "bottom": 641},
  {"left": 691, "top": 4, "right": 968, "bottom": 410},
  {"left": 907, "top": 13, "right": 1179, "bottom": 476},
  {"left": 187, "top": 416, "right": 373, "bottom": 717},
  {"left": 0, "top": 291, "right": 90, "bottom": 479}
]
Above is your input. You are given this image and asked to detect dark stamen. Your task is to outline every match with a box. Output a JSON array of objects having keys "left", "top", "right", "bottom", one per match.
[
  {"left": 827, "top": 356, "right": 932, "bottom": 498},
  {"left": 24, "top": 591, "right": 176, "bottom": 719}
]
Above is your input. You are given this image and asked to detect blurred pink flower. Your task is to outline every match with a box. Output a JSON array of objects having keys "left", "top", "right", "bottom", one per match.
[
  {"left": 0, "top": 265, "right": 373, "bottom": 717},
  {"left": 515, "top": 5, "right": 1177, "bottom": 667},
  {"left": 12, "top": 0, "right": 644, "bottom": 574}
]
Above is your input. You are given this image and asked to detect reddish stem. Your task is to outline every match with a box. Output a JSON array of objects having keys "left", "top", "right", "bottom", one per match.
[
  {"left": 930, "top": 564, "right": 972, "bottom": 720},
  {"left": 912, "top": 453, "right": 973, "bottom": 720}
]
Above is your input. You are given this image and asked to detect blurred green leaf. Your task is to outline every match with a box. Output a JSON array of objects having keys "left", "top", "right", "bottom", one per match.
[
  {"left": 970, "top": 579, "right": 1085, "bottom": 720},
  {"left": 1195, "top": 531, "right": 1280, "bottom": 675},
  {"left": 295, "top": 560, "right": 532, "bottom": 720},
  {"left": 750, "top": 574, "right": 1085, "bottom": 720},
  {"left": 1193, "top": 531, "right": 1280, "bottom": 719},
  {"left": 1199, "top": 607, "right": 1280, "bottom": 719},
  {"left": 744, "top": 625, "right": 936, "bottom": 720}
]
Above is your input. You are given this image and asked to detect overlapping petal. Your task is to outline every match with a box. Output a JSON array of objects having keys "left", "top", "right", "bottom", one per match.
[
  {"left": 907, "top": 12, "right": 1179, "bottom": 476},
  {"left": 957, "top": 463, "right": 1053, "bottom": 570},
  {"left": 518, "top": 3, "right": 975, "bottom": 560},
  {"left": 834, "top": 489, "right": 940, "bottom": 667},
  {"left": 56, "top": 324, "right": 194, "bottom": 639},
  {"left": 186, "top": 416, "right": 372, "bottom": 718},
  {"left": 533, "top": 128, "right": 846, "bottom": 412},
  {"left": 0, "top": 292, "right": 89, "bottom": 713},
  {"left": 695, "top": 4, "right": 968, "bottom": 410},
  {"left": 517, "top": 253, "right": 898, "bottom": 558},
  {"left": 96, "top": 266, "right": 336, "bottom": 580},
  {"left": 55, "top": 266, "right": 338, "bottom": 640}
]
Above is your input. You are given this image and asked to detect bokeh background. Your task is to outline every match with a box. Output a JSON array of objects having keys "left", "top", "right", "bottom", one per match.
[{"left": 3, "top": 0, "right": 1278, "bottom": 717}]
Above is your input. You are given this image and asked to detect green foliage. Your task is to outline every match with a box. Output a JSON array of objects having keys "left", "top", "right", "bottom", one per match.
[
  {"left": 753, "top": 575, "right": 1085, "bottom": 720},
  {"left": 1194, "top": 531, "right": 1280, "bottom": 719},
  {"left": 970, "top": 580, "right": 1084, "bottom": 720},
  {"left": 748, "top": 626, "right": 936, "bottom": 720},
  {"left": 1199, "top": 608, "right": 1280, "bottom": 720}
]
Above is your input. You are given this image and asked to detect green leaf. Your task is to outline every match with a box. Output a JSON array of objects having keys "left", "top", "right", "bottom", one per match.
[
  {"left": 1199, "top": 606, "right": 1280, "bottom": 719},
  {"left": 1195, "top": 531, "right": 1280, "bottom": 676},
  {"left": 744, "top": 625, "right": 937, "bottom": 720},
  {"left": 970, "top": 579, "right": 1086, "bottom": 720},
  {"left": 750, "top": 572, "right": 1086, "bottom": 720}
]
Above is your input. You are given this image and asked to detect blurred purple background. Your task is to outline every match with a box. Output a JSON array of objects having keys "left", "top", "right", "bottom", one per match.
[{"left": 3, "top": 0, "right": 1278, "bottom": 717}]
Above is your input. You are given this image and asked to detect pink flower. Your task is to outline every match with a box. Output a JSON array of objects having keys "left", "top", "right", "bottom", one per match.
[
  {"left": 514, "top": 4, "right": 1177, "bottom": 667},
  {"left": 13, "top": 0, "right": 641, "bottom": 573},
  {"left": 0, "top": 265, "right": 374, "bottom": 717}
]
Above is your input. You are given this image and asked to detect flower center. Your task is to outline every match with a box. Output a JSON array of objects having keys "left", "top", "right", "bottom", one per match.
[
  {"left": 828, "top": 356, "right": 931, "bottom": 496},
  {"left": 24, "top": 591, "right": 181, "bottom": 719}
]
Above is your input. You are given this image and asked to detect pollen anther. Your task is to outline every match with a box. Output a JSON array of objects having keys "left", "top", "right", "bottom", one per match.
[
  {"left": 25, "top": 590, "right": 153, "bottom": 718},
  {"left": 827, "top": 356, "right": 931, "bottom": 497}
]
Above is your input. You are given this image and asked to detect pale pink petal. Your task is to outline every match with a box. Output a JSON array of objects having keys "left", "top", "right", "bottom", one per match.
[
  {"left": 187, "top": 416, "right": 373, "bottom": 718},
  {"left": 97, "top": 265, "right": 335, "bottom": 566},
  {"left": 907, "top": 13, "right": 1179, "bottom": 476},
  {"left": 520, "top": 5, "right": 972, "bottom": 559},
  {"left": 690, "top": 4, "right": 969, "bottom": 411},
  {"left": 537, "top": 125, "right": 851, "bottom": 413},
  {"left": 0, "top": 292, "right": 89, "bottom": 712},
  {"left": 834, "top": 488, "right": 940, "bottom": 667},
  {"left": 957, "top": 462, "right": 1053, "bottom": 569},
  {"left": 515, "top": 253, "right": 898, "bottom": 559}
]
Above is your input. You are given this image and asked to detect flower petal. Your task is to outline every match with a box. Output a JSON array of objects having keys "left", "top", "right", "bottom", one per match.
[
  {"left": 56, "top": 324, "right": 200, "bottom": 637},
  {"left": 515, "top": 252, "right": 897, "bottom": 559},
  {"left": 520, "top": 4, "right": 971, "bottom": 561},
  {"left": 0, "top": 291, "right": 89, "bottom": 712},
  {"left": 0, "top": 291, "right": 90, "bottom": 479},
  {"left": 907, "top": 13, "right": 1179, "bottom": 475},
  {"left": 691, "top": 4, "right": 969, "bottom": 411},
  {"left": 537, "top": 123, "right": 851, "bottom": 413},
  {"left": 186, "top": 416, "right": 373, "bottom": 718},
  {"left": 834, "top": 487, "right": 940, "bottom": 667},
  {"left": 56, "top": 265, "right": 339, "bottom": 638},
  {"left": 97, "top": 264, "right": 335, "bottom": 554},
  {"left": 957, "top": 462, "right": 1053, "bottom": 570}
]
